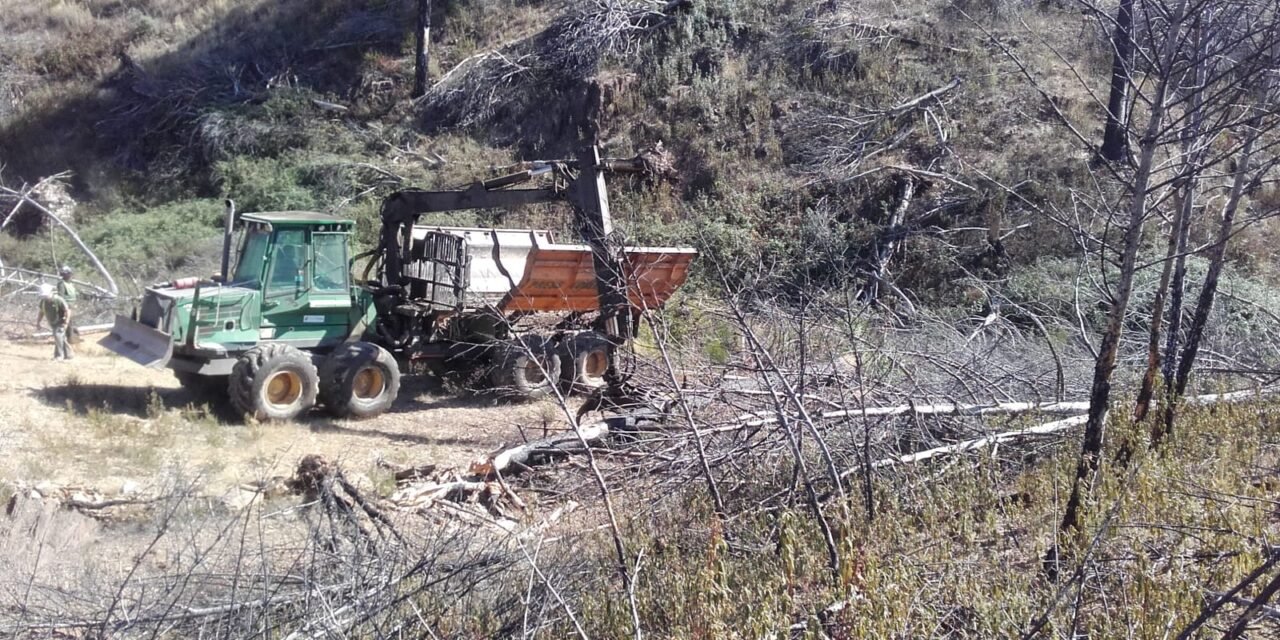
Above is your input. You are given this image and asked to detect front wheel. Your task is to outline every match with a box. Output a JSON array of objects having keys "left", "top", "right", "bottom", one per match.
[
  {"left": 229, "top": 344, "right": 319, "bottom": 421},
  {"left": 319, "top": 342, "right": 401, "bottom": 419}
]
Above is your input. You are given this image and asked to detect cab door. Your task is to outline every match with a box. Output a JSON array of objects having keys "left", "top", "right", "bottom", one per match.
[{"left": 260, "top": 230, "right": 353, "bottom": 347}]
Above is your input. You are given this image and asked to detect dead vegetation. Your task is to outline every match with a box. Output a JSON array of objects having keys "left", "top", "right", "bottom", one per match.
[
  {"left": 4, "top": 0, "right": 1280, "bottom": 637},
  {"left": 4, "top": 295, "right": 1280, "bottom": 637}
]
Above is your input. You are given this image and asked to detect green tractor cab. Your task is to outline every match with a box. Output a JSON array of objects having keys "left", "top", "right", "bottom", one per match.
[{"left": 102, "top": 211, "right": 386, "bottom": 421}]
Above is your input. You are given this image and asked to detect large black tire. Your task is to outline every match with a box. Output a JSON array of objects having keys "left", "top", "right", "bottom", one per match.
[
  {"left": 319, "top": 342, "right": 401, "bottom": 419},
  {"left": 229, "top": 343, "right": 319, "bottom": 421},
  {"left": 489, "top": 336, "right": 561, "bottom": 400},
  {"left": 558, "top": 331, "right": 612, "bottom": 394}
]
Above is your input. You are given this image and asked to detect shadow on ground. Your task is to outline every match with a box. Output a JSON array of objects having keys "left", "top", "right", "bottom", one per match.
[
  {"left": 35, "top": 374, "right": 538, "bottom": 443},
  {"left": 35, "top": 381, "right": 221, "bottom": 418},
  {"left": 306, "top": 419, "right": 494, "bottom": 448}
]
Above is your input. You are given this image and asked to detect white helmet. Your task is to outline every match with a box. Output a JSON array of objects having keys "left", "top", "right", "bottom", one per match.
[{"left": 38, "top": 283, "right": 54, "bottom": 298}]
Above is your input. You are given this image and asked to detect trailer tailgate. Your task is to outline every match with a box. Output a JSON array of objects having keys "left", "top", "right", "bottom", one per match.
[{"left": 499, "top": 244, "right": 696, "bottom": 312}]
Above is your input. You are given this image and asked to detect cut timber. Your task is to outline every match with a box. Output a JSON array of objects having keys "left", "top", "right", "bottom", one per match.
[
  {"left": 388, "top": 479, "right": 494, "bottom": 509},
  {"left": 850, "top": 387, "right": 1276, "bottom": 473},
  {"left": 469, "top": 412, "right": 662, "bottom": 478},
  {"left": 717, "top": 399, "right": 1094, "bottom": 434},
  {"left": 862, "top": 415, "right": 1091, "bottom": 473}
]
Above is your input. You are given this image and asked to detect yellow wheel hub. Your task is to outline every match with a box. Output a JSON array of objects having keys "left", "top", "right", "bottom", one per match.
[
  {"left": 353, "top": 366, "right": 386, "bottom": 400},
  {"left": 265, "top": 370, "right": 303, "bottom": 407},
  {"left": 583, "top": 350, "right": 609, "bottom": 378}
]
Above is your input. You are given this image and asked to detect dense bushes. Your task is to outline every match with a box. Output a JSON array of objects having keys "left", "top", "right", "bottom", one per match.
[{"left": 82, "top": 199, "right": 226, "bottom": 277}]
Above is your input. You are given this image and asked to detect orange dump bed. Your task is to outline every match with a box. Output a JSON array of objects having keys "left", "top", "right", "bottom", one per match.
[{"left": 499, "top": 245, "right": 696, "bottom": 313}]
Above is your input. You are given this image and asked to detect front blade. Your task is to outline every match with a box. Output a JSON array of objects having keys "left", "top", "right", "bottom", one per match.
[{"left": 99, "top": 314, "right": 174, "bottom": 368}]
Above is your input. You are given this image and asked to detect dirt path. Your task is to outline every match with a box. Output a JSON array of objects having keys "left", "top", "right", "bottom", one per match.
[{"left": 0, "top": 337, "right": 572, "bottom": 501}]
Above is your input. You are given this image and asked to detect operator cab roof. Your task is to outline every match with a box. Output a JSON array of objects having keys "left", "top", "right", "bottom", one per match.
[{"left": 240, "top": 211, "right": 354, "bottom": 229}]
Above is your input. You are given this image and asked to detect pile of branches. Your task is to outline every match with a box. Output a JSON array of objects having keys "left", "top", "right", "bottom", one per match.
[
  {"left": 0, "top": 456, "right": 559, "bottom": 638},
  {"left": 784, "top": 77, "right": 963, "bottom": 181},
  {"left": 420, "top": 0, "right": 690, "bottom": 132}
]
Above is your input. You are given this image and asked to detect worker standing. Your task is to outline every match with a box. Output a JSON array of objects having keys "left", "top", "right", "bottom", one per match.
[
  {"left": 35, "top": 283, "right": 73, "bottom": 361},
  {"left": 57, "top": 265, "right": 78, "bottom": 302},
  {"left": 57, "top": 265, "right": 79, "bottom": 344}
]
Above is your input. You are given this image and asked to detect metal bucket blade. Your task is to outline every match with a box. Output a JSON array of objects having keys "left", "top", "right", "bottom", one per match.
[{"left": 99, "top": 314, "right": 173, "bottom": 368}]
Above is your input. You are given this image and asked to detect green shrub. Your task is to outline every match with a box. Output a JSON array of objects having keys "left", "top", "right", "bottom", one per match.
[
  {"left": 215, "top": 155, "right": 318, "bottom": 212},
  {"left": 80, "top": 198, "right": 226, "bottom": 277}
]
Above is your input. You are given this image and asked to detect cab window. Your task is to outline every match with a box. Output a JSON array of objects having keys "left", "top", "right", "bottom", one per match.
[
  {"left": 265, "top": 230, "right": 306, "bottom": 298},
  {"left": 232, "top": 229, "right": 270, "bottom": 286},
  {"left": 313, "top": 233, "right": 349, "bottom": 293}
]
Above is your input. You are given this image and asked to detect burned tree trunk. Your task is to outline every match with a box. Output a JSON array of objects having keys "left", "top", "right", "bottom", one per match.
[
  {"left": 1134, "top": 22, "right": 1205, "bottom": 433},
  {"left": 1161, "top": 179, "right": 1197, "bottom": 427},
  {"left": 1165, "top": 124, "right": 1259, "bottom": 434},
  {"left": 1132, "top": 184, "right": 1188, "bottom": 426},
  {"left": 859, "top": 174, "right": 915, "bottom": 306},
  {"left": 1058, "top": 0, "right": 1188, "bottom": 539},
  {"left": 412, "top": 0, "right": 432, "bottom": 98},
  {"left": 982, "top": 194, "right": 1009, "bottom": 275},
  {"left": 1098, "top": 0, "right": 1135, "bottom": 163}
]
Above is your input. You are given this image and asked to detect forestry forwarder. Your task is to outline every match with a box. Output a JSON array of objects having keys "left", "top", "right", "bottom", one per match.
[{"left": 100, "top": 145, "right": 694, "bottom": 421}]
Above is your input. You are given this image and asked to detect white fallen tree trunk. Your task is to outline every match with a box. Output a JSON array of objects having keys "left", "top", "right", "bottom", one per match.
[
  {"left": 1, "top": 175, "right": 119, "bottom": 298},
  {"left": 469, "top": 412, "right": 661, "bottom": 478},
  {"left": 714, "top": 399, "right": 1094, "bottom": 434},
  {"left": 859, "top": 386, "right": 1276, "bottom": 472},
  {"left": 862, "top": 415, "right": 1091, "bottom": 473}
]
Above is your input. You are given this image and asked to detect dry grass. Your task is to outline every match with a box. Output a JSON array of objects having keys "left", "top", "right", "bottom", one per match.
[{"left": 555, "top": 400, "right": 1280, "bottom": 638}]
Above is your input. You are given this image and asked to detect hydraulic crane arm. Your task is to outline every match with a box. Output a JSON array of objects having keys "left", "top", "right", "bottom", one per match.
[
  {"left": 376, "top": 146, "right": 648, "bottom": 301},
  {"left": 378, "top": 180, "right": 564, "bottom": 289},
  {"left": 372, "top": 144, "right": 651, "bottom": 383}
]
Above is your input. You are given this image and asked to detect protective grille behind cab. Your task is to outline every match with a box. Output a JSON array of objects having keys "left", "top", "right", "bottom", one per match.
[{"left": 405, "top": 231, "right": 468, "bottom": 311}]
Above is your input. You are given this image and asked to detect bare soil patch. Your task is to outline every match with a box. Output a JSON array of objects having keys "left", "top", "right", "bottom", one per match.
[{"left": 0, "top": 337, "right": 572, "bottom": 502}]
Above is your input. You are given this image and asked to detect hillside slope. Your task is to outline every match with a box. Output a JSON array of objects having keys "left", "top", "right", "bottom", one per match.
[
  {"left": 0, "top": 1, "right": 1103, "bottom": 292},
  {"left": 2, "top": 0, "right": 1278, "bottom": 344}
]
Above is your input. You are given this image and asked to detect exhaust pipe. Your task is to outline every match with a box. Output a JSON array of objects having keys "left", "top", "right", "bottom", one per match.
[{"left": 219, "top": 199, "right": 235, "bottom": 282}]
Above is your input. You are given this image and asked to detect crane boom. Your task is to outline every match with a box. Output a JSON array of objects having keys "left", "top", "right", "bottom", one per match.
[{"left": 374, "top": 145, "right": 651, "bottom": 367}]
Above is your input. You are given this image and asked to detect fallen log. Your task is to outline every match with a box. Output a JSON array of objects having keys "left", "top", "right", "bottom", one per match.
[
  {"left": 374, "top": 459, "right": 439, "bottom": 484},
  {"left": 860, "top": 414, "right": 1090, "bottom": 474},
  {"left": 848, "top": 387, "right": 1277, "bottom": 474},
  {"left": 32, "top": 322, "right": 113, "bottom": 338},
  {"left": 387, "top": 479, "right": 494, "bottom": 509},
  {"left": 469, "top": 412, "right": 663, "bottom": 478},
  {"left": 718, "top": 399, "right": 1094, "bottom": 434}
]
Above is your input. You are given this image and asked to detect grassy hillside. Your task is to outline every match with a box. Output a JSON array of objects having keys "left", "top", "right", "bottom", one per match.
[
  {"left": 6, "top": 0, "right": 1278, "bottom": 361},
  {"left": 0, "top": 0, "right": 1111, "bottom": 296}
]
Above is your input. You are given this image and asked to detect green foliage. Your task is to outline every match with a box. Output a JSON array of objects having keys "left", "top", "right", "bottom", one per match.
[
  {"left": 215, "top": 156, "right": 318, "bottom": 212},
  {"left": 81, "top": 198, "right": 225, "bottom": 275}
]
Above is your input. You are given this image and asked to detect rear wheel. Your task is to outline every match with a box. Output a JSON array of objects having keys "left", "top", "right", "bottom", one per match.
[
  {"left": 229, "top": 344, "right": 319, "bottom": 421},
  {"left": 490, "top": 336, "right": 561, "bottom": 400},
  {"left": 319, "top": 342, "right": 401, "bottom": 419},
  {"left": 558, "top": 331, "right": 612, "bottom": 394}
]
